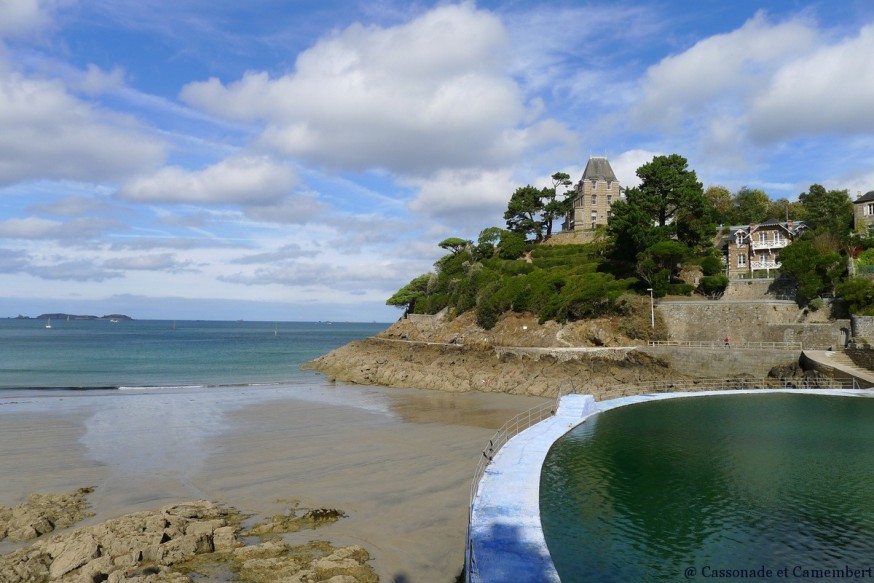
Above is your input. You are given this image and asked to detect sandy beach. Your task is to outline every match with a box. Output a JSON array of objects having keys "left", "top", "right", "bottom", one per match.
[{"left": 0, "top": 383, "right": 548, "bottom": 582}]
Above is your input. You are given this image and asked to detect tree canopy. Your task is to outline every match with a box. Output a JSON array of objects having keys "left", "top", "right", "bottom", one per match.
[
  {"left": 798, "top": 184, "right": 853, "bottom": 236},
  {"left": 504, "top": 185, "right": 544, "bottom": 240},
  {"left": 608, "top": 154, "right": 712, "bottom": 261}
]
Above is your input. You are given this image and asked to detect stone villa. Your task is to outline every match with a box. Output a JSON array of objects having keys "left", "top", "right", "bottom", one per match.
[
  {"left": 724, "top": 219, "right": 807, "bottom": 278},
  {"left": 563, "top": 156, "right": 623, "bottom": 231}
]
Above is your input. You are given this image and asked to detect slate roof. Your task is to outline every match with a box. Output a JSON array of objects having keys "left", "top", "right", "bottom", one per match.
[
  {"left": 726, "top": 220, "right": 806, "bottom": 238},
  {"left": 581, "top": 157, "right": 618, "bottom": 182},
  {"left": 854, "top": 190, "right": 874, "bottom": 204}
]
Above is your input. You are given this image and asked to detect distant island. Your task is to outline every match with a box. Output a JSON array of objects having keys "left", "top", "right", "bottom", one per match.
[{"left": 19, "top": 313, "right": 134, "bottom": 321}]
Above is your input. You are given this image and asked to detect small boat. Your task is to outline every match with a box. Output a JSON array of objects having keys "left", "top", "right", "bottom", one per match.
[{"left": 45, "top": 317, "right": 52, "bottom": 329}]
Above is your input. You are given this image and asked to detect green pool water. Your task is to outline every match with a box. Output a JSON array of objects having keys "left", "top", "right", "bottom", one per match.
[{"left": 539, "top": 393, "right": 874, "bottom": 582}]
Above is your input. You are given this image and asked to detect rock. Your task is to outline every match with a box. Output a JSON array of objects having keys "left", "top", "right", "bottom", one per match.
[
  {"left": 0, "top": 487, "right": 94, "bottom": 542},
  {"left": 48, "top": 533, "right": 101, "bottom": 578},
  {"left": 212, "top": 526, "right": 238, "bottom": 551},
  {"left": 0, "top": 496, "right": 376, "bottom": 583}
]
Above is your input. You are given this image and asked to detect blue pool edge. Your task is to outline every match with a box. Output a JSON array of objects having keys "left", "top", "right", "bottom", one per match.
[{"left": 467, "top": 388, "right": 874, "bottom": 583}]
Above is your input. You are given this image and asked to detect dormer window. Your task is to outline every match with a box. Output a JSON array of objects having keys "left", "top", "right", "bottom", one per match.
[
  {"left": 759, "top": 232, "right": 768, "bottom": 243},
  {"left": 591, "top": 180, "right": 597, "bottom": 189},
  {"left": 736, "top": 234, "right": 746, "bottom": 246},
  {"left": 607, "top": 181, "right": 612, "bottom": 190}
]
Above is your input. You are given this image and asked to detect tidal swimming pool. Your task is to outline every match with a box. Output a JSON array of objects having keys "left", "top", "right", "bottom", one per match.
[{"left": 539, "top": 393, "right": 874, "bottom": 583}]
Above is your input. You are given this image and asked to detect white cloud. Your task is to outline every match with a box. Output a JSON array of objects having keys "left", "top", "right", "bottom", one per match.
[
  {"left": 606, "top": 150, "right": 661, "bottom": 189},
  {"left": 220, "top": 259, "right": 408, "bottom": 290},
  {"left": 0, "top": 72, "right": 166, "bottom": 186},
  {"left": 0, "top": 0, "right": 56, "bottom": 39},
  {"left": 405, "top": 168, "right": 520, "bottom": 231},
  {"left": 118, "top": 155, "right": 296, "bottom": 205},
  {"left": 633, "top": 12, "right": 815, "bottom": 129},
  {"left": 749, "top": 24, "right": 874, "bottom": 141},
  {"left": 231, "top": 244, "right": 313, "bottom": 265},
  {"left": 33, "top": 258, "right": 122, "bottom": 282},
  {"left": 180, "top": 3, "right": 568, "bottom": 175},
  {"left": 0, "top": 216, "right": 123, "bottom": 240},
  {"left": 102, "top": 253, "right": 195, "bottom": 272},
  {"left": 28, "top": 194, "right": 123, "bottom": 217},
  {"left": 242, "top": 194, "right": 327, "bottom": 224},
  {"left": 76, "top": 64, "right": 126, "bottom": 96}
]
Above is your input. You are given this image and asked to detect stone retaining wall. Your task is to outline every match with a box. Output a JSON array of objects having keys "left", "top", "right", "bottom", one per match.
[
  {"left": 851, "top": 315, "right": 874, "bottom": 343},
  {"left": 640, "top": 346, "right": 800, "bottom": 378},
  {"left": 656, "top": 301, "right": 848, "bottom": 349}
]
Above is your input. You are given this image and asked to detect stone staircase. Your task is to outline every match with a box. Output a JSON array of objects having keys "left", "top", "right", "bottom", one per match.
[{"left": 802, "top": 350, "right": 874, "bottom": 387}]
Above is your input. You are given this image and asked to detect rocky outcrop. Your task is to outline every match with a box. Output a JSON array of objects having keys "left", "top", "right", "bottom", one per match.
[
  {"left": 305, "top": 337, "right": 685, "bottom": 399},
  {"left": 0, "top": 487, "right": 94, "bottom": 542},
  {"left": 0, "top": 496, "right": 376, "bottom": 583}
]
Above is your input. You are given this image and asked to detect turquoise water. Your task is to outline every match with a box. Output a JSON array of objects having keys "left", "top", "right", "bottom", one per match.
[
  {"left": 540, "top": 394, "right": 874, "bottom": 583},
  {"left": 0, "top": 319, "right": 388, "bottom": 390}
]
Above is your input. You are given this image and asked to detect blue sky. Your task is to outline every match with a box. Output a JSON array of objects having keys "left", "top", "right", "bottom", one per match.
[{"left": 1, "top": 0, "right": 874, "bottom": 321}]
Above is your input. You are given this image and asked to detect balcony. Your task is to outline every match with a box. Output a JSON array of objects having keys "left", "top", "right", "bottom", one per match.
[
  {"left": 750, "top": 260, "right": 781, "bottom": 270},
  {"left": 751, "top": 239, "right": 788, "bottom": 251}
]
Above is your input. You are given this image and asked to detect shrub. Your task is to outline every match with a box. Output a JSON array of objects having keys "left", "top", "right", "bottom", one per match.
[
  {"left": 701, "top": 256, "right": 723, "bottom": 276},
  {"left": 497, "top": 231, "right": 526, "bottom": 259},
  {"left": 698, "top": 275, "right": 729, "bottom": 298},
  {"left": 666, "top": 283, "right": 695, "bottom": 296}
]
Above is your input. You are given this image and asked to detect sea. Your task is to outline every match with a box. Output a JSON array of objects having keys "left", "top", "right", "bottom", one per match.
[{"left": 0, "top": 318, "right": 389, "bottom": 393}]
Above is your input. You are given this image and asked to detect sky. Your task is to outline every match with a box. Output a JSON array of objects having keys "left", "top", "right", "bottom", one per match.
[{"left": 1, "top": 0, "right": 874, "bottom": 322}]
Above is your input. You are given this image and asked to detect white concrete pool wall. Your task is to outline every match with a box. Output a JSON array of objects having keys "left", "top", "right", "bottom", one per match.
[{"left": 467, "top": 388, "right": 874, "bottom": 583}]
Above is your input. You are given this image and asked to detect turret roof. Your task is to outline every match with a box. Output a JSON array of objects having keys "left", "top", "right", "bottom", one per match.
[{"left": 581, "top": 157, "right": 618, "bottom": 182}]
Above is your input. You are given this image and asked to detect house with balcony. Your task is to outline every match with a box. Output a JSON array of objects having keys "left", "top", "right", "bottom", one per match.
[{"left": 725, "top": 219, "right": 807, "bottom": 278}]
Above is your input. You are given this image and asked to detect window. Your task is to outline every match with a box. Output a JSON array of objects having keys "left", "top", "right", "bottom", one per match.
[
  {"left": 774, "top": 232, "right": 783, "bottom": 243},
  {"left": 591, "top": 180, "right": 597, "bottom": 189},
  {"left": 759, "top": 232, "right": 768, "bottom": 243},
  {"left": 867, "top": 203, "right": 874, "bottom": 216},
  {"left": 738, "top": 253, "right": 746, "bottom": 267},
  {"left": 591, "top": 195, "right": 597, "bottom": 205},
  {"left": 736, "top": 234, "right": 746, "bottom": 246},
  {"left": 607, "top": 210, "right": 613, "bottom": 220},
  {"left": 607, "top": 195, "right": 613, "bottom": 205},
  {"left": 607, "top": 181, "right": 612, "bottom": 190}
]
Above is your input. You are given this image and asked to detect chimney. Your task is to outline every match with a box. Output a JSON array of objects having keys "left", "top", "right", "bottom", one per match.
[{"left": 859, "top": 190, "right": 863, "bottom": 200}]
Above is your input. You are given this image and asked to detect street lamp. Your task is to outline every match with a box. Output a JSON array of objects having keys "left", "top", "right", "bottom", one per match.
[{"left": 646, "top": 288, "right": 654, "bottom": 328}]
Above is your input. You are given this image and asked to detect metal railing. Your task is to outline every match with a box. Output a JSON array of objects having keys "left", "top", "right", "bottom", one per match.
[
  {"left": 466, "top": 390, "right": 565, "bottom": 583},
  {"left": 468, "top": 395, "right": 561, "bottom": 508},
  {"left": 589, "top": 377, "right": 861, "bottom": 398},
  {"left": 647, "top": 340, "right": 803, "bottom": 350}
]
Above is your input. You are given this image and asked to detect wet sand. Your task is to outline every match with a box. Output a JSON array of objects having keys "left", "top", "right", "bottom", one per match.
[{"left": 0, "top": 383, "right": 549, "bottom": 582}]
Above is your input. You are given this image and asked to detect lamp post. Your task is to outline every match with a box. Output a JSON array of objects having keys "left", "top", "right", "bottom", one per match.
[{"left": 646, "top": 288, "right": 654, "bottom": 328}]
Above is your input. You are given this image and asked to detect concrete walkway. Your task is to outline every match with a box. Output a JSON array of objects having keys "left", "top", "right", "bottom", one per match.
[
  {"left": 468, "top": 395, "right": 598, "bottom": 583},
  {"left": 469, "top": 388, "right": 874, "bottom": 582},
  {"left": 803, "top": 350, "right": 874, "bottom": 387}
]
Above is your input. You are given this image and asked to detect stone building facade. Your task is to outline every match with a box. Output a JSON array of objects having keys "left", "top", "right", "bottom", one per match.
[
  {"left": 725, "top": 219, "right": 806, "bottom": 277},
  {"left": 563, "top": 156, "right": 622, "bottom": 231},
  {"left": 853, "top": 190, "right": 874, "bottom": 233}
]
